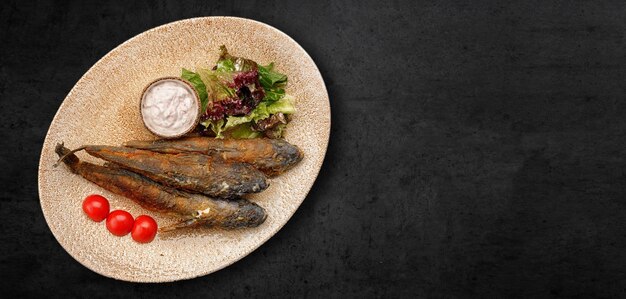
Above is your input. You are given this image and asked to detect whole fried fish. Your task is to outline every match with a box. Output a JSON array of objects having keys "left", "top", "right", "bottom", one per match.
[
  {"left": 72, "top": 145, "right": 269, "bottom": 199},
  {"left": 54, "top": 143, "right": 267, "bottom": 231},
  {"left": 124, "top": 137, "right": 303, "bottom": 176}
]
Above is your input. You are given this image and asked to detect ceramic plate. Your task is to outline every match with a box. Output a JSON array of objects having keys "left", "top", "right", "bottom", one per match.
[{"left": 38, "top": 17, "right": 330, "bottom": 282}]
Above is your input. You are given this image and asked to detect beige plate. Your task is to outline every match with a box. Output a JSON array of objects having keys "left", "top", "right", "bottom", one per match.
[{"left": 38, "top": 17, "right": 330, "bottom": 282}]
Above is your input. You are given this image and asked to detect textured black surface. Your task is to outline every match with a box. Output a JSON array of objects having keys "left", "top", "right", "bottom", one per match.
[{"left": 2, "top": 0, "right": 626, "bottom": 297}]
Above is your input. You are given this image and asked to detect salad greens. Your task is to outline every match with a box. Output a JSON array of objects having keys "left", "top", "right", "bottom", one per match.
[
  {"left": 181, "top": 68, "right": 209, "bottom": 112},
  {"left": 181, "top": 46, "right": 294, "bottom": 138}
]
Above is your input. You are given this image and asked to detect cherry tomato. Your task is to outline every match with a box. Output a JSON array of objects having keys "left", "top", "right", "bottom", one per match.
[
  {"left": 106, "top": 210, "right": 134, "bottom": 236},
  {"left": 131, "top": 215, "right": 158, "bottom": 243},
  {"left": 82, "top": 194, "right": 110, "bottom": 222}
]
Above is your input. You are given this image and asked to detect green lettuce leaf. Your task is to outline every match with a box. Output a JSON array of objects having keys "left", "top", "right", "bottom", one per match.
[
  {"left": 266, "top": 95, "right": 296, "bottom": 114},
  {"left": 200, "top": 119, "right": 226, "bottom": 138},
  {"left": 224, "top": 102, "right": 270, "bottom": 130},
  {"left": 258, "top": 63, "right": 287, "bottom": 89},
  {"left": 216, "top": 58, "right": 235, "bottom": 72},
  {"left": 197, "top": 68, "right": 236, "bottom": 102},
  {"left": 229, "top": 124, "right": 261, "bottom": 139},
  {"left": 224, "top": 96, "right": 295, "bottom": 128},
  {"left": 214, "top": 96, "right": 295, "bottom": 139},
  {"left": 181, "top": 68, "right": 209, "bottom": 112},
  {"left": 219, "top": 46, "right": 257, "bottom": 72},
  {"left": 263, "top": 87, "right": 285, "bottom": 102},
  {"left": 258, "top": 63, "right": 288, "bottom": 103}
]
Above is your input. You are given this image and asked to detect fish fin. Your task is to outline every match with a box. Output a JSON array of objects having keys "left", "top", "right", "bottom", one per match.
[{"left": 54, "top": 145, "right": 87, "bottom": 168}]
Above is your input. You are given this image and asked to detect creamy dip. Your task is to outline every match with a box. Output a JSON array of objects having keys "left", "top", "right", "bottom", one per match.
[{"left": 141, "top": 78, "right": 199, "bottom": 138}]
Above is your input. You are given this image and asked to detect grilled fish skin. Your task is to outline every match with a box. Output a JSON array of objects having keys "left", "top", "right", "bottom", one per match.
[{"left": 124, "top": 137, "right": 303, "bottom": 176}]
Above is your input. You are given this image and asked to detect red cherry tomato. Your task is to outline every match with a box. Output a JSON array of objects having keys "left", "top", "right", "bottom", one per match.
[
  {"left": 131, "top": 215, "right": 158, "bottom": 243},
  {"left": 82, "top": 194, "right": 110, "bottom": 222},
  {"left": 106, "top": 210, "right": 134, "bottom": 236}
]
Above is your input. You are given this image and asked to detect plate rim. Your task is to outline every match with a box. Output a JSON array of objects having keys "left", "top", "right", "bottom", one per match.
[{"left": 37, "top": 16, "right": 330, "bottom": 282}]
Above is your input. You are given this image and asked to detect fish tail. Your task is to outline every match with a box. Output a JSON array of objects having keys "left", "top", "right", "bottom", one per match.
[{"left": 54, "top": 143, "right": 82, "bottom": 172}]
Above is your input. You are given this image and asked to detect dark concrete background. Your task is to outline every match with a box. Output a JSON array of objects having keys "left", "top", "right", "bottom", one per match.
[{"left": 1, "top": 0, "right": 626, "bottom": 297}]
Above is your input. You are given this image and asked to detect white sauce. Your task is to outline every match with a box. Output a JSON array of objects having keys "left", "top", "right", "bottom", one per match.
[{"left": 141, "top": 79, "right": 199, "bottom": 137}]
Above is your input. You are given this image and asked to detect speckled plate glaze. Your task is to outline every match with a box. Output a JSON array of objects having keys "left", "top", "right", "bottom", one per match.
[{"left": 38, "top": 17, "right": 330, "bottom": 282}]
